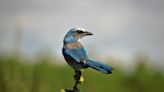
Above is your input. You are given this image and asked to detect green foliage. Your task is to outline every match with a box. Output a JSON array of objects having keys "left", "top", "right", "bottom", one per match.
[{"left": 0, "top": 57, "right": 164, "bottom": 92}]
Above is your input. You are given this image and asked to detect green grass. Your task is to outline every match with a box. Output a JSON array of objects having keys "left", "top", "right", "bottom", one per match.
[{"left": 0, "top": 57, "right": 164, "bottom": 92}]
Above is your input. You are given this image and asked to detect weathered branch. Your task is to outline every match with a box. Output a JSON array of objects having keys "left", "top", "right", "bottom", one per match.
[{"left": 60, "top": 75, "right": 85, "bottom": 92}]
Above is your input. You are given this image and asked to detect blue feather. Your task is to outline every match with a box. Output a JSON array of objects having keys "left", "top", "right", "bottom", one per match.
[
  {"left": 86, "top": 59, "right": 113, "bottom": 74},
  {"left": 63, "top": 48, "right": 88, "bottom": 63},
  {"left": 62, "top": 28, "right": 113, "bottom": 74},
  {"left": 64, "top": 36, "right": 77, "bottom": 43}
]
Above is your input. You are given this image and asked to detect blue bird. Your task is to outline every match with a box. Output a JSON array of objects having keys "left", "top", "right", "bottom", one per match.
[{"left": 62, "top": 28, "right": 113, "bottom": 91}]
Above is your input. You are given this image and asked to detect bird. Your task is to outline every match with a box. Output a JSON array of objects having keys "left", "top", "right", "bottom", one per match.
[{"left": 62, "top": 28, "right": 113, "bottom": 91}]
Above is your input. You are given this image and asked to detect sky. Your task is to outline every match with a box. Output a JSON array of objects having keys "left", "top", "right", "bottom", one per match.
[{"left": 0, "top": 0, "right": 164, "bottom": 67}]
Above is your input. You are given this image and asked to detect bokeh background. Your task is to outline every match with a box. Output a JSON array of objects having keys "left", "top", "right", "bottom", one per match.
[{"left": 0, "top": 0, "right": 164, "bottom": 92}]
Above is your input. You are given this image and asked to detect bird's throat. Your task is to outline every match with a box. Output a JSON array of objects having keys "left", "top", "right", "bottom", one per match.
[{"left": 64, "top": 42, "right": 83, "bottom": 49}]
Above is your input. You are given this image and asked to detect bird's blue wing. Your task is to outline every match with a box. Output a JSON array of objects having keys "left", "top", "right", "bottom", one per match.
[{"left": 65, "top": 48, "right": 88, "bottom": 63}]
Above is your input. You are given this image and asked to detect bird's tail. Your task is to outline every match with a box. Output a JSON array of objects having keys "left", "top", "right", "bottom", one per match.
[{"left": 86, "top": 59, "right": 113, "bottom": 74}]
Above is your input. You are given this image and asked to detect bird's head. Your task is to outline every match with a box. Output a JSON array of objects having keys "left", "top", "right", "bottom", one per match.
[{"left": 64, "top": 28, "right": 93, "bottom": 43}]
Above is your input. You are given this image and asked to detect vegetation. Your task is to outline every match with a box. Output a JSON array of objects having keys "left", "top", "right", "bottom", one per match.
[{"left": 0, "top": 57, "right": 164, "bottom": 92}]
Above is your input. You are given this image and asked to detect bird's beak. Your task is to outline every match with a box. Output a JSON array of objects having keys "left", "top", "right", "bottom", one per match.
[{"left": 83, "top": 31, "right": 93, "bottom": 36}]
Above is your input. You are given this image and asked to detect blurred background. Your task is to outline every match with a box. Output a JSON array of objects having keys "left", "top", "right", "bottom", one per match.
[{"left": 0, "top": 0, "right": 164, "bottom": 92}]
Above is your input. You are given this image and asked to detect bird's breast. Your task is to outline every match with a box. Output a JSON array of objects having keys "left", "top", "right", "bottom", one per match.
[{"left": 64, "top": 42, "right": 83, "bottom": 49}]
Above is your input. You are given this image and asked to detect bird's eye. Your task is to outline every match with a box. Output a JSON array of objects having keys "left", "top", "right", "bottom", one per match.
[{"left": 77, "top": 30, "right": 83, "bottom": 33}]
